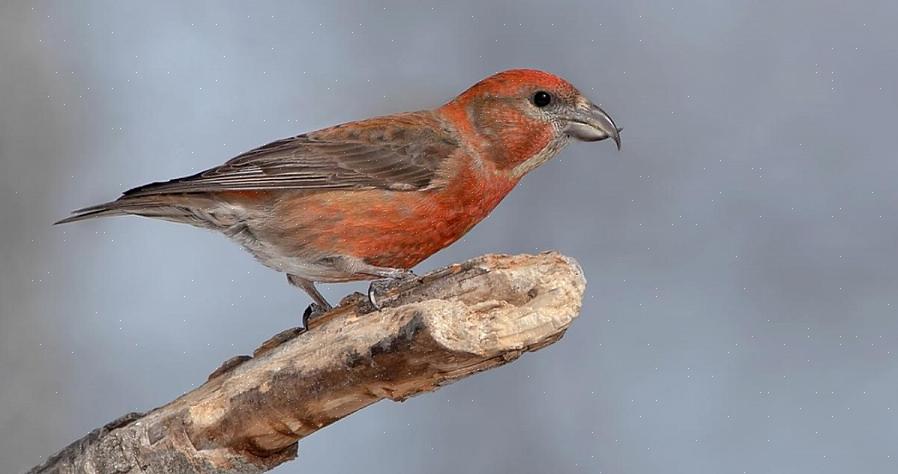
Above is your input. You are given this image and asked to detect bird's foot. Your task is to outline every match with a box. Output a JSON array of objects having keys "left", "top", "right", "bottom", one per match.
[
  {"left": 367, "top": 270, "right": 418, "bottom": 310},
  {"left": 302, "top": 302, "right": 332, "bottom": 329}
]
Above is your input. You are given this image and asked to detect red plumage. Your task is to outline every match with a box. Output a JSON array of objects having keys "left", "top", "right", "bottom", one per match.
[{"left": 57, "top": 69, "right": 621, "bottom": 310}]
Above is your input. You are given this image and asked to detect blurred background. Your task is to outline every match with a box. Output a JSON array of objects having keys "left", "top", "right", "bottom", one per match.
[{"left": 2, "top": 1, "right": 898, "bottom": 472}]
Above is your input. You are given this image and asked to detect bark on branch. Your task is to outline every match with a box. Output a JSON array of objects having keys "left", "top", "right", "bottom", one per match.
[{"left": 31, "top": 252, "right": 586, "bottom": 474}]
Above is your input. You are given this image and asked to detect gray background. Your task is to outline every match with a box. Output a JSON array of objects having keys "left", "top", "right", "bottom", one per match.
[{"left": 2, "top": 1, "right": 897, "bottom": 472}]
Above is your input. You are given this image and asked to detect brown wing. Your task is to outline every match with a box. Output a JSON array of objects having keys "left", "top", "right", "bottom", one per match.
[{"left": 122, "top": 112, "right": 458, "bottom": 198}]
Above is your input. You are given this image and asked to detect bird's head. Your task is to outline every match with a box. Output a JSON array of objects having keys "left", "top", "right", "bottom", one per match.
[{"left": 442, "top": 69, "right": 621, "bottom": 177}]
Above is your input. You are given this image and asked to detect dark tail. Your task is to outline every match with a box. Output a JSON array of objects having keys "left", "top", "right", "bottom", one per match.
[
  {"left": 54, "top": 201, "right": 132, "bottom": 224},
  {"left": 54, "top": 196, "right": 209, "bottom": 226}
]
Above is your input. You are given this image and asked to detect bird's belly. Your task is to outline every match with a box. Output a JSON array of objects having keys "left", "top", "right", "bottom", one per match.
[
  {"left": 268, "top": 176, "right": 516, "bottom": 275},
  {"left": 336, "top": 196, "right": 488, "bottom": 268},
  {"left": 218, "top": 218, "right": 343, "bottom": 281}
]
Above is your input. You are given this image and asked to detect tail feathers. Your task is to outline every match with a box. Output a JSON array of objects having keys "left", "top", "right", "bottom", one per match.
[
  {"left": 54, "top": 202, "right": 129, "bottom": 224},
  {"left": 54, "top": 197, "right": 203, "bottom": 225}
]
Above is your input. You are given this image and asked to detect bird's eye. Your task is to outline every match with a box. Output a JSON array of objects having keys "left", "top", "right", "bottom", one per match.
[{"left": 532, "top": 91, "right": 552, "bottom": 108}]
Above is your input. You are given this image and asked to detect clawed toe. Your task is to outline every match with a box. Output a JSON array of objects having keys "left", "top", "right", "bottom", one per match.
[
  {"left": 367, "top": 281, "right": 385, "bottom": 310},
  {"left": 302, "top": 302, "right": 331, "bottom": 329},
  {"left": 366, "top": 270, "right": 419, "bottom": 310}
]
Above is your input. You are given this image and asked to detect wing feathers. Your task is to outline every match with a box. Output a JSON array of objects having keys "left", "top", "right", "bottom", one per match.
[{"left": 123, "top": 113, "right": 458, "bottom": 198}]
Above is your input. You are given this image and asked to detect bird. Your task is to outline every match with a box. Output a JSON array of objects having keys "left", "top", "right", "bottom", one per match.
[{"left": 56, "top": 69, "right": 621, "bottom": 323}]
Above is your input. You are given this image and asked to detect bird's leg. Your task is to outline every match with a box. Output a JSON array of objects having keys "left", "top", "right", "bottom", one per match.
[
  {"left": 324, "top": 256, "right": 419, "bottom": 309},
  {"left": 286, "top": 274, "right": 333, "bottom": 329},
  {"left": 358, "top": 266, "right": 418, "bottom": 310}
]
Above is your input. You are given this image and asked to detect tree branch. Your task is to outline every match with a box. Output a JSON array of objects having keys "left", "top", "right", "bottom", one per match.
[{"left": 30, "top": 252, "right": 586, "bottom": 474}]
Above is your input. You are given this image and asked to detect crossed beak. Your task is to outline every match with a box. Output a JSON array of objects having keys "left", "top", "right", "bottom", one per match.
[{"left": 565, "top": 102, "right": 622, "bottom": 150}]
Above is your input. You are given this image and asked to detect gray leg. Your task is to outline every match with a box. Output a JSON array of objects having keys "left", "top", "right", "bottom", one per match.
[
  {"left": 287, "top": 274, "right": 333, "bottom": 310},
  {"left": 304, "top": 256, "right": 417, "bottom": 310},
  {"left": 352, "top": 265, "right": 417, "bottom": 310},
  {"left": 327, "top": 256, "right": 416, "bottom": 280},
  {"left": 287, "top": 274, "right": 333, "bottom": 328}
]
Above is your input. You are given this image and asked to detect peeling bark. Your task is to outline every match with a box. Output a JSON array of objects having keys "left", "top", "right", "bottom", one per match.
[{"left": 30, "top": 252, "right": 586, "bottom": 473}]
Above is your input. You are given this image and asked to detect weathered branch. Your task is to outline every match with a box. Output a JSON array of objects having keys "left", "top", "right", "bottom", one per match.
[{"left": 30, "top": 252, "right": 586, "bottom": 474}]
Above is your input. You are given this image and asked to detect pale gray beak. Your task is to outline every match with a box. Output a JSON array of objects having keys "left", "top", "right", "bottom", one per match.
[{"left": 565, "top": 102, "right": 622, "bottom": 150}]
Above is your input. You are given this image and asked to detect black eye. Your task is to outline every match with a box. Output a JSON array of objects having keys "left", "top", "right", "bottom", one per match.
[{"left": 532, "top": 90, "right": 552, "bottom": 107}]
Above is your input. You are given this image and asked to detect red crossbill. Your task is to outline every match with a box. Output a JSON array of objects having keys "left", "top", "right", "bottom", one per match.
[{"left": 57, "top": 69, "right": 621, "bottom": 318}]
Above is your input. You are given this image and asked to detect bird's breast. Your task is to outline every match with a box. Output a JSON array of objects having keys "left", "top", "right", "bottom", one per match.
[{"left": 275, "top": 158, "right": 518, "bottom": 270}]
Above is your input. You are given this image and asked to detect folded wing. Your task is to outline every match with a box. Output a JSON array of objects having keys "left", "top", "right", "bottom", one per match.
[{"left": 124, "top": 112, "right": 458, "bottom": 197}]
